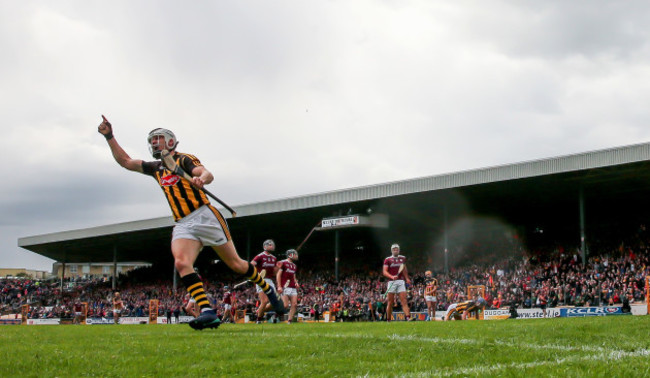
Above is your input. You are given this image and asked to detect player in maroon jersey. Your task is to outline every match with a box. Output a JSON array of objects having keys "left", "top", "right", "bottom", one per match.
[
  {"left": 276, "top": 249, "right": 300, "bottom": 324},
  {"left": 383, "top": 244, "right": 413, "bottom": 321},
  {"left": 112, "top": 292, "right": 125, "bottom": 324},
  {"left": 221, "top": 287, "right": 234, "bottom": 323},
  {"left": 251, "top": 239, "right": 278, "bottom": 323},
  {"left": 73, "top": 301, "right": 84, "bottom": 325}
]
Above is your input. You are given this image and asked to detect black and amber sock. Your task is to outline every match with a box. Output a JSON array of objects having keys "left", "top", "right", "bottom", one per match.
[
  {"left": 181, "top": 273, "right": 211, "bottom": 312},
  {"left": 245, "top": 263, "right": 273, "bottom": 295}
]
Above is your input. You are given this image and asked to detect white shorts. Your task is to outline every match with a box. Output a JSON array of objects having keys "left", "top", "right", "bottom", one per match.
[
  {"left": 74, "top": 312, "right": 82, "bottom": 316},
  {"left": 283, "top": 287, "right": 298, "bottom": 297},
  {"left": 256, "top": 278, "right": 276, "bottom": 294},
  {"left": 386, "top": 280, "right": 406, "bottom": 294},
  {"left": 224, "top": 304, "right": 232, "bottom": 311},
  {"left": 445, "top": 304, "right": 458, "bottom": 319},
  {"left": 172, "top": 205, "right": 229, "bottom": 247},
  {"left": 113, "top": 309, "right": 122, "bottom": 315},
  {"left": 425, "top": 296, "right": 437, "bottom": 302}
]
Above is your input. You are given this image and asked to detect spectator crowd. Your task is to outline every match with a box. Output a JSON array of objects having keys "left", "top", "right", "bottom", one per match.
[{"left": 3, "top": 233, "right": 649, "bottom": 322}]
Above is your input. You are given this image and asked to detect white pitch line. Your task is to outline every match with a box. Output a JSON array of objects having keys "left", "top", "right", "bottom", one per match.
[
  {"left": 270, "top": 331, "right": 650, "bottom": 377},
  {"left": 388, "top": 334, "right": 614, "bottom": 354},
  {"left": 272, "top": 332, "right": 645, "bottom": 356},
  {"left": 417, "top": 349, "right": 650, "bottom": 377}
]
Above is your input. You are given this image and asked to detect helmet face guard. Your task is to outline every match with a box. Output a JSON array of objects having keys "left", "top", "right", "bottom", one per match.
[
  {"left": 263, "top": 239, "right": 275, "bottom": 251},
  {"left": 287, "top": 249, "right": 298, "bottom": 261},
  {"left": 148, "top": 128, "right": 178, "bottom": 158}
]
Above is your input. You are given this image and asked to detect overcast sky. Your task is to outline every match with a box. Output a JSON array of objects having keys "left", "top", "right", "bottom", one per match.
[{"left": 3, "top": 1, "right": 650, "bottom": 271}]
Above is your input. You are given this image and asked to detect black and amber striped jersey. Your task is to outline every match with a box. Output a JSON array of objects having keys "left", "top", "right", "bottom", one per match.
[
  {"left": 424, "top": 278, "right": 438, "bottom": 297},
  {"left": 455, "top": 300, "right": 476, "bottom": 313},
  {"left": 141, "top": 152, "right": 211, "bottom": 221},
  {"left": 456, "top": 296, "right": 487, "bottom": 313}
]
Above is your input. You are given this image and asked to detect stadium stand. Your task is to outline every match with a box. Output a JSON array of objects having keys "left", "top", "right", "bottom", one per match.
[{"left": 4, "top": 231, "right": 648, "bottom": 321}]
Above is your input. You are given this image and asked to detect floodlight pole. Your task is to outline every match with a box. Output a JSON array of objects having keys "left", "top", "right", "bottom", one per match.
[{"left": 579, "top": 185, "right": 587, "bottom": 266}]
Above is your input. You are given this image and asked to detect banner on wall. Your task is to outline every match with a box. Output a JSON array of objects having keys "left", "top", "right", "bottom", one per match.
[
  {"left": 26, "top": 319, "right": 61, "bottom": 325},
  {"left": 156, "top": 316, "right": 194, "bottom": 324},
  {"left": 560, "top": 306, "right": 630, "bottom": 317}
]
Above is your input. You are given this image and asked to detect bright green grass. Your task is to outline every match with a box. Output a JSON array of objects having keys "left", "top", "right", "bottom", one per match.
[{"left": 1, "top": 316, "right": 650, "bottom": 377}]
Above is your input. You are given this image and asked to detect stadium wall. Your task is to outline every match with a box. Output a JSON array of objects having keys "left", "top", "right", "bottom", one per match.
[{"left": 8, "top": 305, "right": 648, "bottom": 325}]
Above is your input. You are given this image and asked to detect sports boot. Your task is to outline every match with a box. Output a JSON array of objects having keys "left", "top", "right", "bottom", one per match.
[
  {"left": 266, "top": 289, "right": 286, "bottom": 315},
  {"left": 189, "top": 310, "right": 221, "bottom": 331}
]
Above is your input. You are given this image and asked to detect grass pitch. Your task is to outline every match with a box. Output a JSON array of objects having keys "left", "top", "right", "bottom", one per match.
[{"left": 1, "top": 316, "right": 650, "bottom": 377}]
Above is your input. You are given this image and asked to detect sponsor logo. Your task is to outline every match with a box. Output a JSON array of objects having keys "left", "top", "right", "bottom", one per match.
[
  {"left": 517, "top": 312, "right": 545, "bottom": 319},
  {"left": 118, "top": 317, "right": 150, "bottom": 325},
  {"left": 86, "top": 318, "right": 116, "bottom": 325},
  {"left": 484, "top": 310, "right": 510, "bottom": 316},
  {"left": 0, "top": 319, "right": 21, "bottom": 325},
  {"left": 156, "top": 316, "right": 198, "bottom": 325},
  {"left": 515, "top": 309, "right": 562, "bottom": 319},
  {"left": 483, "top": 310, "right": 511, "bottom": 320},
  {"left": 390, "top": 312, "right": 428, "bottom": 321},
  {"left": 563, "top": 307, "right": 624, "bottom": 317},
  {"left": 27, "top": 319, "right": 61, "bottom": 325},
  {"left": 160, "top": 175, "right": 180, "bottom": 186},
  {"left": 322, "top": 216, "right": 360, "bottom": 228}
]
